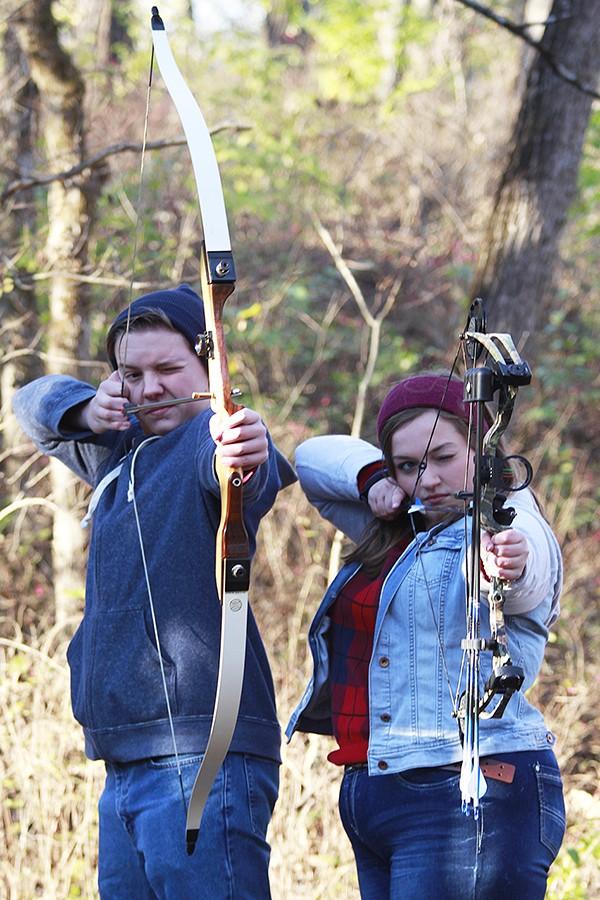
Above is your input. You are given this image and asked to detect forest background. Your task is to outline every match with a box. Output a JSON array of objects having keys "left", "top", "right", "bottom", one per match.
[{"left": 1, "top": 0, "right": 598, "bottom": 897}]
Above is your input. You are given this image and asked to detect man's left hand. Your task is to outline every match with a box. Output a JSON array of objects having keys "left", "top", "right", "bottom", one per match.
[{"left": 209, "top": 407, "right": 268, "bottom": 471}]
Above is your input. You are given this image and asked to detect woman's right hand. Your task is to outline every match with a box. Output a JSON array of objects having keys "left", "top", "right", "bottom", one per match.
[{"left": 367, "top": 477, "right": 406, "bottom": 520}]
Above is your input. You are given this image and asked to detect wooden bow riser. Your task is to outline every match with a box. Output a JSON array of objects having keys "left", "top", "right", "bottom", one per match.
[{"left": 196, "top": 248, "right": 250, "bottom": 594}]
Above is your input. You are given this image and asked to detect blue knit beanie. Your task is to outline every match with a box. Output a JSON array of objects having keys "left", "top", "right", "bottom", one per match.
[{"left": 106, "top": 284, "right": 205, "bottom": 368}]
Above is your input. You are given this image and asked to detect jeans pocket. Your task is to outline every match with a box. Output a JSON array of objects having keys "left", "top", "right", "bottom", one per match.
[
  {"left": 243, "top": 756, "right": 279, "bottom": 838},
  {"left": 534, "top": 761, "right": 566, "bottom": 858}
]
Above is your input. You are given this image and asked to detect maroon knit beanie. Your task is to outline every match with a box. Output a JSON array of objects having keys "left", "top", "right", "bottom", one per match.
[{"left": 376, "top": 374, "right": 469, "bottom": 441}]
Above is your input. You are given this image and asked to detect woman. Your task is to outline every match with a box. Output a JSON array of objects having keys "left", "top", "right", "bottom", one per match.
[{"left": 286, "top": 374, "right": 565, "bottom": 899}]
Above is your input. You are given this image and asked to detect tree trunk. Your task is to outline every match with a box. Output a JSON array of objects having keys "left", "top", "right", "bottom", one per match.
[
  {"left": 375, "top": 0, "right": 406, "bottom": 102},
  {"left": 0, "top": 24, "right": 42, "bottom": 502},
  {"left": 13, "top": 0, "right": 100, "bottom": 624},
  {"left": 471, "top": 0, "right": 600, "bottom": 350}
]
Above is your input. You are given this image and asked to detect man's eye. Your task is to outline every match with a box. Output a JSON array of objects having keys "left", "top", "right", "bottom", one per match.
[{"left": 124, "top": 372, "right": 141, "bottom": 381}]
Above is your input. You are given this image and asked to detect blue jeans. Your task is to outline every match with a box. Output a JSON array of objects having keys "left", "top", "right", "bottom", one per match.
[
  {"left": 98, "top": 752, "right": 279, "bottom": 899},
  {"left": 339, "top": 750, "right": 565, "bottom": 899}
]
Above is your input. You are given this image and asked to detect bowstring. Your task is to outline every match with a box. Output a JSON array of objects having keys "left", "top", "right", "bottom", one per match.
[
  {"left": 407, "top": 348, "right": 461, "bottom": 505},
  {"left": 121, "top": 44, "right": 187, "bottom": 812},
  {"left": 128, "top": 442, "right": 186, "bottom": 809},
  {"left": 384, "top": 313, "right": 497, "bottom": 824},
  {"left": 407, "top": 511, "right": 460, "bottom": 714},
  {"left": 405, "top": 323, "right": 491, "bottom": 720},
  {"left": 118, "top": 44, "right": 155, "bottom": 393},
  {"left": 404, "top": 346, "right": 463, "bottom": 716}
]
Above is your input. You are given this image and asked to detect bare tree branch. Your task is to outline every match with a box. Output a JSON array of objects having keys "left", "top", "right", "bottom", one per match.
[
  {"left": 1, "top": 123, "right": 252, "bottom": 201},
  {"left": 454, "top": 0, "right": 600, "bottom": 100}
]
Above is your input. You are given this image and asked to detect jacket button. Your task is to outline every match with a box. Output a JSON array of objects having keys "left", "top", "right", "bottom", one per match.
[
  {"left": 378, "top": 760, "right": 389, "bottom": 770},
  {"left": 546, "top": 732, "right": 555, "bottom": 744},
  {"left": 380, "top": 713, "right": 391, "bottom": 722},
  {"left": 379, "top": 656, "right": 390, "bottom": 668}
]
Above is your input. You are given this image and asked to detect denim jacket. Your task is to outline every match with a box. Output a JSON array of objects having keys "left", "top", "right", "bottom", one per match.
[{"left": 286, "top": 436, "right": 563, "bottom": 775}]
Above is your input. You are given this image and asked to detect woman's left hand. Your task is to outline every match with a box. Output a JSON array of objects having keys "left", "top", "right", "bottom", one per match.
[
  {"left": 481, "top": 528, "right": 529, "bottom": 582},
  {"left": 209, "top": 407, "right": 269, "bottom": 471}
]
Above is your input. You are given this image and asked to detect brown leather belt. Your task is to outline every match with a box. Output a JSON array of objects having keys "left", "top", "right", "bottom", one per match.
[
  {"left": 440, "top": 758, "right": 516, "bottom": 784},
  {"left": 344, "top": 758, "right": 516, "bottom": 784}
]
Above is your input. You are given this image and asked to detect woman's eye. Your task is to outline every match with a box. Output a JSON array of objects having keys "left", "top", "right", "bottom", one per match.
[{"left": 397, "top": 461, "right": 417, "bottom": 473}]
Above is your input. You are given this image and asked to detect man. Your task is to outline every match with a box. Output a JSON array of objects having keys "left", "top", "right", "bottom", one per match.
[{"left": 13, "top": 284, "right": 295, "bottom": 899}]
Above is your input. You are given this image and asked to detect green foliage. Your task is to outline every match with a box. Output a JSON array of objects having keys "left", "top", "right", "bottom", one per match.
[
  {"left": 573, "top": 108, "right": 600, "bottom": 246},
  {"left": 2, "top": 4, "right": 599, "bottom": 894},
  {"left": 205, "top": 39, "right": 340, "bottom": 221},
  {"left": 523, "top": 303, "right": 600, "bottom": 534},
  {"left": 301, "top": 0, "right": 438, "bottom": 106},
  {"left": 548, "top": 829, "right": 600, "bottom": 899},
  {"left": 73, "top": 0, "right": 464, "bottom": 426},
  {"left": 0, "top": 275, "right": 15, "bottom": 298}
]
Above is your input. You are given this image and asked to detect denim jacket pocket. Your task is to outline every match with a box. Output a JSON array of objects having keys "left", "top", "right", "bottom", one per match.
[{"left": 534, "top": 761, "right": 566, "bottom": 858}]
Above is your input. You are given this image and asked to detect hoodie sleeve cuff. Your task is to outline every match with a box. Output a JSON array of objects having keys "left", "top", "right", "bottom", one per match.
[{"left": 357, "top": 460, "right": 388, "bottom": 502}]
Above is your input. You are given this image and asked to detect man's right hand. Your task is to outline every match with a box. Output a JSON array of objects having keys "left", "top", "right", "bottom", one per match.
[{"left": 82, "top": 372, "right": 130, "bottom": 433}]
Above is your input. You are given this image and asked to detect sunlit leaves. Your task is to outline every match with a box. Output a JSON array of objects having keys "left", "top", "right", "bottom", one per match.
[{"left": 301, "top": 0, "right": 438, "bottom": 106}]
